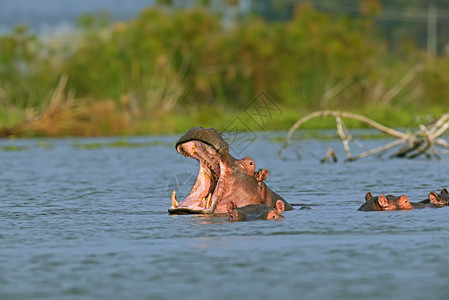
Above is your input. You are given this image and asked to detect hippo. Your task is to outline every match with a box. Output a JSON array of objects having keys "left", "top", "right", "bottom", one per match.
[
  {"left": 358, "top": 192, "right": 413, "bottom": 211},
  {"left": 227, "top": 200, "right": 285, "bottom": 221},
  {"left": 235, "top": 157, "right": 269, "bottom": 184},
  {"left": 419, "top": 188, "right": 449, "bottom": 207},
  {"left": 235, "top": 157, "right": 256, "bottom": 176},
  {"left": 168, "top": 127, "right": 292, "bottom": 214}
]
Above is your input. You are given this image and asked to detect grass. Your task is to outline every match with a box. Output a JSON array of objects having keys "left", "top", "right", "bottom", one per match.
[
  {"left": 1, "top": 100, "right": 446, "bottom": 138},
  {"left": 1, "top": 7, "right": 448, "bottom": 139},
  {"left": 0, "top": 144, "right": 29, "bottom": 151},
  {"left": 0, "top": 74, "right": 446, "bottom": 138}
]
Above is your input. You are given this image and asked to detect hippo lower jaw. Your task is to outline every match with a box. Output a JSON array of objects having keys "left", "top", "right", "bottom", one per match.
[
  {"left": 167, "top": 207, "right": 212, "bottom": 215},
  {"left": 168, "top": 140, "right": 227, "bottom": 214}
]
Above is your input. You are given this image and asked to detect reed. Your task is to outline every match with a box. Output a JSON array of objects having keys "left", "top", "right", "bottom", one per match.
[{"left": 1, "top": 5, "right": 448, "bottom": 137}]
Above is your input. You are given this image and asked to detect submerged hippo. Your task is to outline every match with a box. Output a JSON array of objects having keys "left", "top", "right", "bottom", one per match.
[
  {"left": 227, "top": 200, "right": 285, "bottom": 221},
  {"left": 358, "top": 192, "right": 413, "bottom": 211},
  {"left": 168, "top": 127, "right": 293, "bottom": 214},
  {"left": 419, "top": 188, "right": 449, "bottom": 207}
]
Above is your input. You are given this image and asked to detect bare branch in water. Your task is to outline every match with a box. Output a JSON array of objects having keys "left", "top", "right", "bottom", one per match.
[{"left": 279, "top": 110, "right": 449, "bottom": 162}]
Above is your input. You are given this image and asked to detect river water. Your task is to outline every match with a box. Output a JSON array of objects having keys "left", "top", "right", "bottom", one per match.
[{"left": 1, "top": 132, "right": 449, "bottom": 300}]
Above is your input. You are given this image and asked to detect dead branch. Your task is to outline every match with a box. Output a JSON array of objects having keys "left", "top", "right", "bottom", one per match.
[
  {"left": 349, "top": 138, "right": 407, "bottom": 161},
  {"left": 335, "top": 116, "right": 351, "bottom": 159},
  {"left": 279, "top": 110, "right": 449, "bottom": 162},
  {"left": 320, "top": 148, "right": 338, "bottom": 163}
]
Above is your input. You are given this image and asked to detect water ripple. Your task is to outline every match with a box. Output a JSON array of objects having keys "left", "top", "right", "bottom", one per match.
[{"left": 1, "top": 135, "right": 449, "bottom": 300}]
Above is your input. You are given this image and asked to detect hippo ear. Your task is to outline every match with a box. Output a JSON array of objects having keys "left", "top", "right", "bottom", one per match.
[
  {"left": 429, "top": 191, "right": 441, "bottom": 205},
  {"left": 441, "top": 188, "right": 448, "bottom": 195},
  {"left": 256, "top": 169, "right": 269, "bottom": 182},
  {"left": 227, "top": 201, "right": 236, "bottom": 213},
  {"left": 377, "top": 194, "right": 389, "bottom": 208},
  {"left": 275, "top": 200, "right": 285, "bottom": 214},
  {"left": 365, "top": 192, "right": 373, "bottom": 202}
]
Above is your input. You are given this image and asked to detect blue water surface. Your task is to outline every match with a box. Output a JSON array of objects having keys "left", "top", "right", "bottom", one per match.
[{"left": 1, "top": 132, "right": 449, "bottom": 300}]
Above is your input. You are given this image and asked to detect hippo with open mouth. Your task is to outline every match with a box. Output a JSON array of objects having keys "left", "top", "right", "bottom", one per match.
[{"left": 168, "top": 127, "right": 292, "bottom": 214}]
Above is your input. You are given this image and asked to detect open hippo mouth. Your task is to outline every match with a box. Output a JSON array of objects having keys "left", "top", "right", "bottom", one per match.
[
  {"left": 168, "top": 127, "right": 291, "bottom": 214},
  {"left": 169, "top": 127, "right": 230, "bottom": 214}
]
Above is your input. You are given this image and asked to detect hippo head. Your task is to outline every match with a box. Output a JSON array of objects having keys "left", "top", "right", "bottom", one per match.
[
  {"left": 226, "top": 200, "right": 285, "bottom": 222},
  {"left": 428, "top": 189, "right": 449, "bottom": 206},
  {"left": 168, "top": 127, "right": 288, "bottom": 214},
  {"left": 359, "top": 192, "right": 413, "bottom": 211}
]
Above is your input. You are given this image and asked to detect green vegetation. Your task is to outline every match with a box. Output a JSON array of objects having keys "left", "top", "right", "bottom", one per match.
[
  {"left": 1, "top": 1, "right": 448, "bottom": 137},
  {"left": 0, "top": 144, "right": 29, "bottom": 151}
]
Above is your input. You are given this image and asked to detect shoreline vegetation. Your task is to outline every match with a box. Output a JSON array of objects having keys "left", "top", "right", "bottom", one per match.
[{"left": 1, "top": 2, "right": 449, "bottom": 137}]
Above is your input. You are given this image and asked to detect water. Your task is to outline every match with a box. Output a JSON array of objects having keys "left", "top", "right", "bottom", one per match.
[{"left": 1, "top": 132, "right": 449, "bottom": 300}]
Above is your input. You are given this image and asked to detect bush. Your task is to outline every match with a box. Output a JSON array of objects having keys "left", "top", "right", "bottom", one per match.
[{"left": 0, "top": 4, "right": 448, "bottom": 135}]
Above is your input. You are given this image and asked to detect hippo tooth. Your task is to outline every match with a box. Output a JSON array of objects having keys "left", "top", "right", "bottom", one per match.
[
  {"left": 205, "top": 193, "right": 212, "bottom": 208},
  {"left": 171, "top": 190, "right": 179, "bottom": 208}
]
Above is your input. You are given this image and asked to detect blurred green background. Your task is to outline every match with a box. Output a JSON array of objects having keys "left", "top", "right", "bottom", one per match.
[{"left": 1, "top": 0, "right": 449, "bottom": 136}]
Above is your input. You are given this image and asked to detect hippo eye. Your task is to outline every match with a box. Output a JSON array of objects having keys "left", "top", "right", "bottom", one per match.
[{"left": 249, "top": 162, "right": 253, "bottom": 165}]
